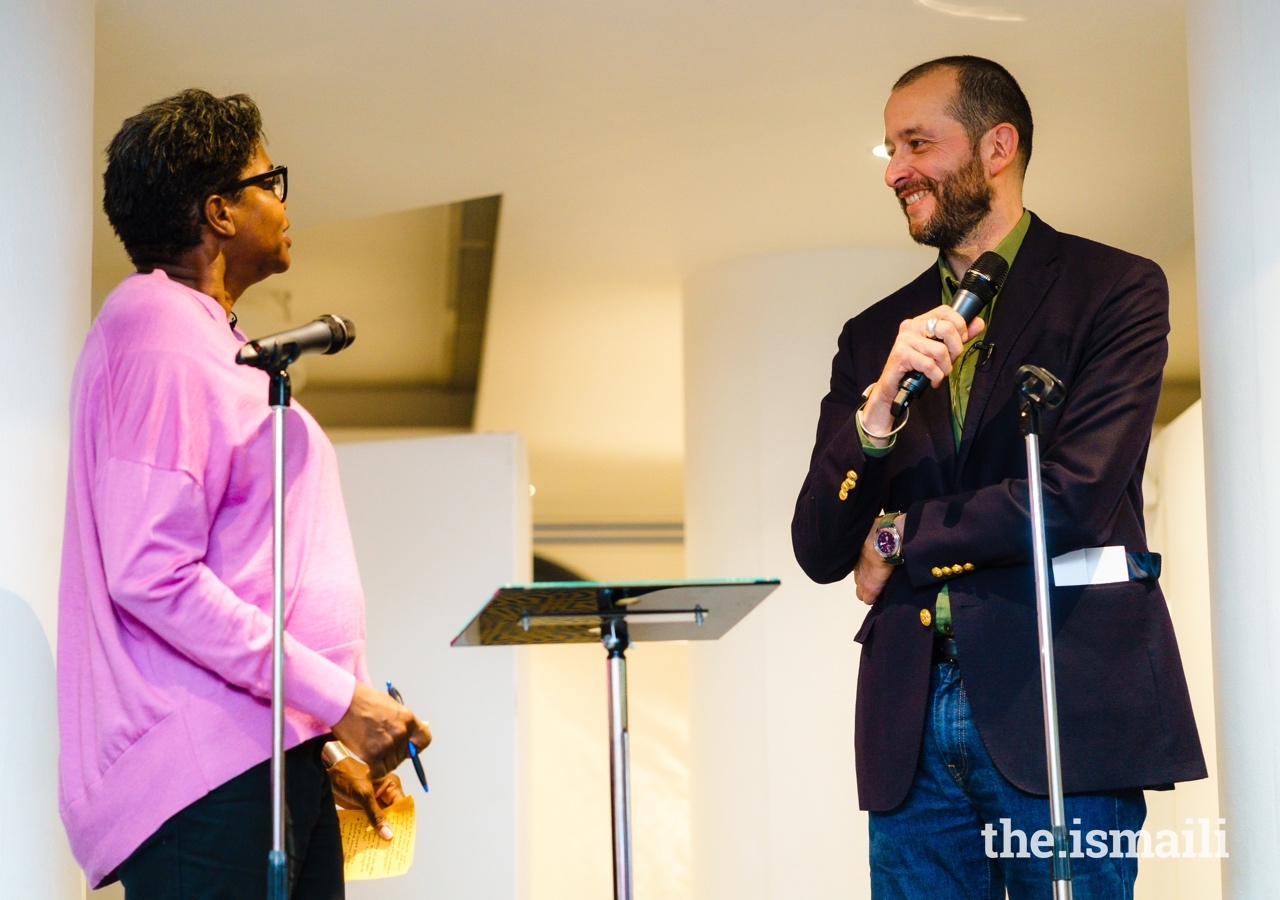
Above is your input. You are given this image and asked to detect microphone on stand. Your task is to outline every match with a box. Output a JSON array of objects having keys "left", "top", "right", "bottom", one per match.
[
  {"left": 237, "top": 314, "right": 355, "bottom": 900},
  {"left": 890, "top": 251, "right": 1010, "bottom": 418},
  {"left": 236, "top": 315, "right": 356, "bottom": 370}
]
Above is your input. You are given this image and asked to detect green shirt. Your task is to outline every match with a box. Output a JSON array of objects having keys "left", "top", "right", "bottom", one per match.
[{"left": 858, "top": 210, "right": 1032, "bottom": 635}]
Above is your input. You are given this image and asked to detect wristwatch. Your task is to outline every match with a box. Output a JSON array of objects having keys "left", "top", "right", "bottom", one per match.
[{"left": 873, "top": 512, "right": 905, "bottom": 565}]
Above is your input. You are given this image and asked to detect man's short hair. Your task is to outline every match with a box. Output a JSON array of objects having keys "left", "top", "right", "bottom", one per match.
[
  {"left": 894, "top": 56, "right": 1033, "bottom": 174},
  {"left": 103, "top": 89, "right": 264, "bottom": 266}
]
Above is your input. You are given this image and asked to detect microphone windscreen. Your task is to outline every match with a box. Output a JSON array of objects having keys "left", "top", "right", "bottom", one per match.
[
  {"left": 960, "top": 251, "right": 1010, "bottom": 302},
  {"left": 967, "top": 250, "right": 1010, "bottom": 284}
]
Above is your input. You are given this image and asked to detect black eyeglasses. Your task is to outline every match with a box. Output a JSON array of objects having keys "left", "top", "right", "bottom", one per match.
[{"left": 220, "top": 165, "right": 288, "bottom": 203}]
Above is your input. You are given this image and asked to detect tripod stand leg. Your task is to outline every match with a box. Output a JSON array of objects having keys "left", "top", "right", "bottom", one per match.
[{"left": 604, "top": 620, "right": 633, "bottom": 900}]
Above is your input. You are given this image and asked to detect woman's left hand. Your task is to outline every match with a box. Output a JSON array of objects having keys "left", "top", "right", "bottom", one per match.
[{"left": 328, "top": 758, "right": 405, "bottom": 841}]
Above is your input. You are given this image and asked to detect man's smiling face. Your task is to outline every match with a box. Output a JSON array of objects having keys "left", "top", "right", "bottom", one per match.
[{"left": 882, "top": 67, "right": 993, "bottom": 251}]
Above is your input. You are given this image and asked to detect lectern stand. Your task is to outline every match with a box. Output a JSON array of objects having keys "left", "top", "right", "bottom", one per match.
[{"left": 453, "top": 578, "right": 780, "bottom": 900}]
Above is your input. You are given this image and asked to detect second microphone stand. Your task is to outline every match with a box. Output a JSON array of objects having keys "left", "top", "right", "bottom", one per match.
[{"left": 1017, "top": 364, "right": 1072, "bottom": 900}]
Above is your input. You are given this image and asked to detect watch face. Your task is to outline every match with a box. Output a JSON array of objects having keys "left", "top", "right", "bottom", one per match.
[{"left": 875, "top": 528, "right": 900, "bottom": 558}]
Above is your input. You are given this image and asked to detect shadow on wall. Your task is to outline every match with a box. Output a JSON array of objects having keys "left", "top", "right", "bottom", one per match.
[
  {"left": 533, "top": 555, "right": 586, "bottom": 583},
  {"left": 0, "top": 590, "right": 80, "bottom": 897}
]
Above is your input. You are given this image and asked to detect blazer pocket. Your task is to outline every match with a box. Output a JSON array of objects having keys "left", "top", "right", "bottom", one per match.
[{"left": 854, "top": 607, "right": 880, "bottom": 644}]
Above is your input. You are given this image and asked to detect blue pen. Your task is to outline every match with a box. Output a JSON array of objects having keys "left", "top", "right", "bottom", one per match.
[{"left": 386, "top": 681, "right": 429, "bottom": 792}]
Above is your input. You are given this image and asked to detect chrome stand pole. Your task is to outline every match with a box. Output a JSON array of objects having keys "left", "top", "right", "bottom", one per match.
[
  {"left": 603, "top": 616, "right": 633, "bottom": 900},
  {"left": 268, "top": 370, "right": 291, "bottom": 900},
  {"left": 1018, "top": 365, "right": 1071, "bottom": 900},
  {"left": 1026, "top": 430, "right": 1073, "bottom": 900}
]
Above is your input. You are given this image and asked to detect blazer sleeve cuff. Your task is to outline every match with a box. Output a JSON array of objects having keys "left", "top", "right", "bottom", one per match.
[{"left": 901, "top": 498, "right": 976, "bottom": 589}]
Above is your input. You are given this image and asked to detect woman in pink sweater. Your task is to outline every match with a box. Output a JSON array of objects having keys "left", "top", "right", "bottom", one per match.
[{"left": 58, "top": 89, "right": 431, "bottom": 897}]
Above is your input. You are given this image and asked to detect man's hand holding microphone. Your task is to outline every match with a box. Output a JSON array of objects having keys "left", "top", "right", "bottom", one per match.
[
  {"left": 858, "top": 305, "right": 987, "bottom": 448},
  {"left": 859, "top": 250, "right": 1009, "bottom": 448},
  {"left": 854, "top": 252, "right": 1009, "bottom": 604}
]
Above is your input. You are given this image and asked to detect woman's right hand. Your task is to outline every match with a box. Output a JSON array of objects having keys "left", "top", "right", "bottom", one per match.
[
  {"left": 329, "top": 758, "right": 404, "bottom": 841},
  {"left": 330, "top": 681, "right": 432, "bottom": 780}
]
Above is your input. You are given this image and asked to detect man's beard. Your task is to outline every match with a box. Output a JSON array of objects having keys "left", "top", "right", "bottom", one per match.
[{"left": 898, "top": 149, "right": 993, "bottom": 251}]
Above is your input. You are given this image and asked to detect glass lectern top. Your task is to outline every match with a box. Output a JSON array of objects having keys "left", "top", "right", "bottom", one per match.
[{"left": 451, "top": 578, "right": 780, "bottom": 647}]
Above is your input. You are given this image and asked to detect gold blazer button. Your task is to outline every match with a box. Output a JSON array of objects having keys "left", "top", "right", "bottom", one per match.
[{"left": 919, "top": 608, "right": 933, "bottom": 627}]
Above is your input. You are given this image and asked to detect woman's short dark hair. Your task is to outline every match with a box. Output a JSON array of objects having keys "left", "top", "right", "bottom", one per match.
[
  {"left": 894, "top": 56, "right": 1033, "bottom": 174},
  {"left": 103, "top": 89, "right": 264, "bottom": 266}
]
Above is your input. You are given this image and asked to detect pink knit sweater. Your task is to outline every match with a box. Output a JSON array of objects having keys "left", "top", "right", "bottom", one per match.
[{"left": 58, "top": 270, "right": 368, "bottom": 887}]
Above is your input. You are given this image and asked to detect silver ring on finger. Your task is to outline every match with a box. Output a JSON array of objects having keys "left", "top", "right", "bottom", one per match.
[{"left": 925, "top": 317, "right": 938, "bottom": 337}]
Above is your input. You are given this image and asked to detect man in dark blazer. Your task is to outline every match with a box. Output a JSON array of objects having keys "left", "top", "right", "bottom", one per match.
[{"left": 792, "top": 57, "right": 1206, "bottom": 898}]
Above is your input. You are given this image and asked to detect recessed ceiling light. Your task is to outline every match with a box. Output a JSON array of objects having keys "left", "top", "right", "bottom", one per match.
[
  {"left": 872, "top": 144, "right": 890, "bottom": 160},
  {"left": 917, "top": 0, "right": 1026, "bottom": 22}
]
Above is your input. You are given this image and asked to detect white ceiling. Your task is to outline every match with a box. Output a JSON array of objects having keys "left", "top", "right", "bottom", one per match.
[{"left": 93, "top": 0, "right": 1195, "bottom": 522}]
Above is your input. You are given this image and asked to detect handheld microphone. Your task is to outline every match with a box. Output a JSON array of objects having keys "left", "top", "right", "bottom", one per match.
[
  {"left": 890, "top": 251, "right": 1010, "bottom": 418},
  {"left": 235, "top": 315, "right": 356, "bottom": 370}
]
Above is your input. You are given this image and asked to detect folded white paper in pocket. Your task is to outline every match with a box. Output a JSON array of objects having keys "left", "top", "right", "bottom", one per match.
[{"left": 1050, "top": 546, "right": 1129, "bottom": 586}]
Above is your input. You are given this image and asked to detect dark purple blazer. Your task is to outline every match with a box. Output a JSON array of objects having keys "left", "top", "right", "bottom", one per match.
[{"left": 791, "top": 213, "right": 1207, "bottom": 812}]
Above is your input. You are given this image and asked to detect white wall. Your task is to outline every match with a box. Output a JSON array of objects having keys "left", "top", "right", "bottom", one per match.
[
  {"left": 0, "top": 1, "right": 93, "bottom": 897},
  {"left": 0, "top": 0, "right": 93, "bottom": 638},
  {"left": 1186, "top": 2, "right": 1280, "bottom": 894},
  {"left": 335, "top": 433, "right": 531, "bottom": 899},
  {"left": 525, "top": 639, "right": 693, "bottom": 900},
  {"left": 1139, "top": 402, "right": 1221, "bottom": 899},
  {"left": 683, "top": 246, "right": 929, "bottom": 899}
]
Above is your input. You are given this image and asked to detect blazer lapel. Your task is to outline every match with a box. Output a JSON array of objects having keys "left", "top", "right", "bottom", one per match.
[
  {"left": 920, "top": 351, "right": 958, "bottom": 482},
  {"left": 955, "top": 214, "right": 1062, "bottom": 476},
  {"left": 901, "top": 268, "right": 959, "bottom": 480}
]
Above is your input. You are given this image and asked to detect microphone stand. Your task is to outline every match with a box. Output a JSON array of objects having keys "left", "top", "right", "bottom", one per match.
[
  {"left": 1016, "top": 364, "right": 1071, "bottom": 900},
  {"left": 234, "top": 316, "right": 354, "bottom": 899},
  {"left": 267, "top": 366, "right": 291, "bottom": 900}
]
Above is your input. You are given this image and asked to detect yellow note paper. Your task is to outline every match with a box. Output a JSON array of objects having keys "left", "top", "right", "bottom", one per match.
[{"left": 336, "top": 796, "right": 416, "bottom": 880}]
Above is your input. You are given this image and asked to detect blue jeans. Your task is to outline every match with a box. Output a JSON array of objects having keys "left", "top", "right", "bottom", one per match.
[{"left": 869, "top": 662, "right": 1146, "bottom": 900}]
